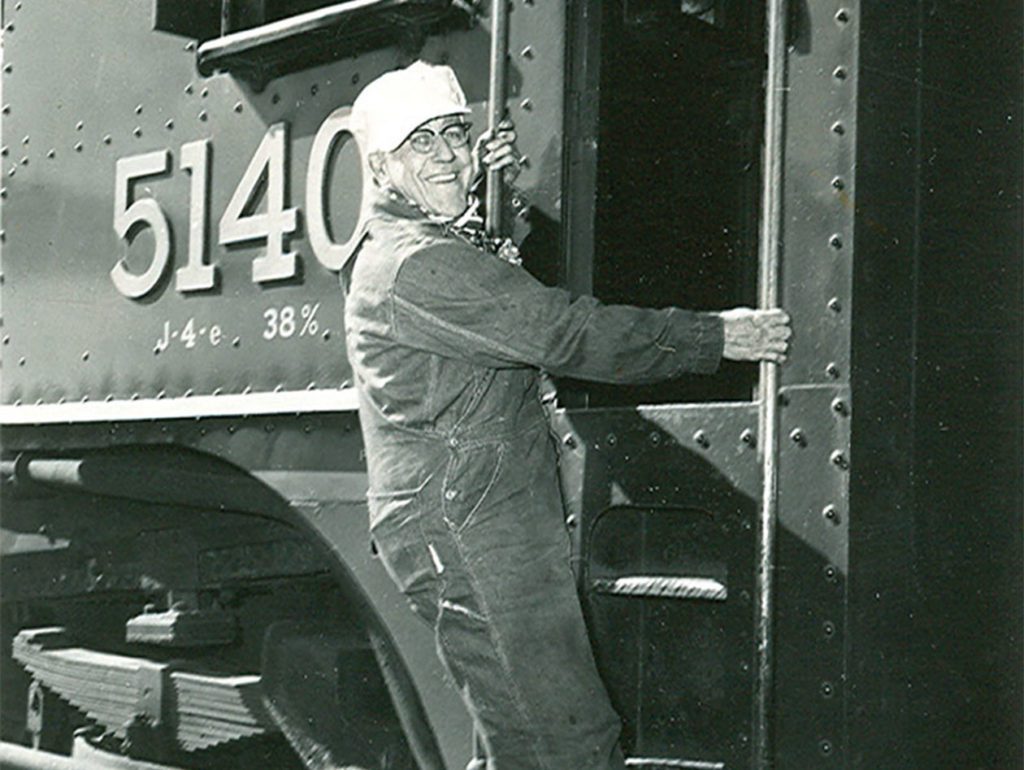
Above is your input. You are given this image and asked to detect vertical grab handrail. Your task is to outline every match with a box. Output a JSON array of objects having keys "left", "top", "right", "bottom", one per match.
[
  {"left": 473, "top": 5, "right": 512, "bottom": 762},
  {"left": 755, "top": 0, "right": 789, "bottom": 767},
  {"left": 485, "top": 0, "right": 511, "bottom": 239}
]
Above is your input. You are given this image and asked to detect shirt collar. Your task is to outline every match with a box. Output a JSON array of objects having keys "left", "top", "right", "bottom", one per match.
[{"left": 369, "top": 188, "right": 520, "bottom": 266}]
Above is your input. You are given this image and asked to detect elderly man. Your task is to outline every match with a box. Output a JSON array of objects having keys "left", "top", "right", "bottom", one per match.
[{"left": 345, "top": 61, "right": 789, "bottom": 770}]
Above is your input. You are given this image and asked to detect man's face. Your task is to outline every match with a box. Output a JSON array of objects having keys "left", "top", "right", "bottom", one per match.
[{"left": 381, "top": 115, "right": 474, "bottom": 219}]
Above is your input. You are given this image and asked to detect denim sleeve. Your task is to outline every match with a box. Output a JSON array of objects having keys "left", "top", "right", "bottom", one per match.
[{"left": 390, "top": 241, "right": 723, "bottom": 384}]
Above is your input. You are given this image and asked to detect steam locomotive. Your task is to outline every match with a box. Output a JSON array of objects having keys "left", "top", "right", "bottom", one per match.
[{"left": 1, "top": 1, "right": 1019, "bottom": 769}]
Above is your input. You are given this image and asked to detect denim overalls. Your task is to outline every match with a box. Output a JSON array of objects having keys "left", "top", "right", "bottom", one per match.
[{"left": 344, "top": 196, "right": 723, "bottom": 770}]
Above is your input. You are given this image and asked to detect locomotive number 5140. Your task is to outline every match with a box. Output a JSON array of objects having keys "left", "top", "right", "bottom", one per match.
[{"left": 111, "top": 110, "right": 363, "bottom": 299}]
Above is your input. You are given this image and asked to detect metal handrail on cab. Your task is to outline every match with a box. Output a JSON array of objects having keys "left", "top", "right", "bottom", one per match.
[
  {"left": 755, "top": 0, "right": 790, "bottom": 767},
  {"left": 484, "top": 0, "right": 510, "bottom": 240}
]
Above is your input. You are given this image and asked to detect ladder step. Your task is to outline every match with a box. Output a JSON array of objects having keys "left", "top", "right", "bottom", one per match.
[
  {"left": 591, "top": 576, "right": 727, "bottom": 601},
  {"left": 626, "top": 759, "right": 725, "bottom": 770}
]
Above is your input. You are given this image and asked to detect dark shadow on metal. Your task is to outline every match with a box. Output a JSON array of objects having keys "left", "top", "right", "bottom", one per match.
[
  {"left": 0, "top": 445, "right": 444, "bottom": 770},
  {"left": 557, "top": 407, "right": 759, "bottom": 769}
]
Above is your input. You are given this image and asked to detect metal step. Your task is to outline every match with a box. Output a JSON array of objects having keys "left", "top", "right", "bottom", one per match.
[
  {"left": 626, "top": 758, "right": 725, "bottom": 770},
  {"left": 591, "top": 575, "right": 728, "bottom": 601}
]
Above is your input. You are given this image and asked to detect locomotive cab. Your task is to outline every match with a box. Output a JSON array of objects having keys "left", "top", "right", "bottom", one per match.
[{"left": 2, "top": 1, "right": 1020, "bottom": 769}]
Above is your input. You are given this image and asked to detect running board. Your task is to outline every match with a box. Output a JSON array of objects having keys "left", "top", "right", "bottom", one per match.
[{"left": 591, "top": 576, "right": 728, "bottom": 602}]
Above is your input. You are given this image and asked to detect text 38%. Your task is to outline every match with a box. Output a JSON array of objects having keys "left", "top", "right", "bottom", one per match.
[{"left": 263, "top": 303, "right": 323, "bottom": 340}]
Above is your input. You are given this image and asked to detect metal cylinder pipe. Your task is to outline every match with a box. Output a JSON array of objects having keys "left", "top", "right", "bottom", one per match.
[
  {"left": 485, "top": 0, "right": 511, "bottom": 238},
  {"left": 755, "top": 0, "right": 791, "bottom": 766},
  {"left": 0, "top": 742, "right": 76, "bottom": 770}
]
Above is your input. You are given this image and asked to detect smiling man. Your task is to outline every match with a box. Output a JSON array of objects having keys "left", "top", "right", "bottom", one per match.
[{"left": 344, "top": 61, "right": 789, "bottom": 770}]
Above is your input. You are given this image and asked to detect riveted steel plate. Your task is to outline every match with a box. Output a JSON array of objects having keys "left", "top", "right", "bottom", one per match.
[
  {"left": 774, "top": 382, "right": 852, "bottom": 767},
  {"left": 553, "top": 402, "right": 760, "bottom": 766},
  {"left": 778, "top": 0, "right": 858, "bottom": 389},
  {"left": 0, "top": 0, "right": 564, "bottom": 409}
]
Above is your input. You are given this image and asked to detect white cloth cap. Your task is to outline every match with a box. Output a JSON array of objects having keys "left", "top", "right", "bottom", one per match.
[{"left": 352, "top": 61, "right": 471, "bottom": 154}]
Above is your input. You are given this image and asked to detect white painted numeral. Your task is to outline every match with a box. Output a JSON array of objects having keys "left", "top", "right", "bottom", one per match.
[
  {"left": 111, "top": 150, "right": 172, "bottom": 298},
  {"left": 279, "top": 305, "right": 296, "bottom": 338},
  {"left": 306, "top": 108, "right": 368, "bottom": 270},
  {"left": 176, "top": 139, "right": 216, "bottom": 292},
  {"left": 219, "top": 123, "right": 298, "bottom": 283},
  {"left": 180, "top": 317, "right": 197, "bottom": 348},
  {"left": 263, "top": 308, "right": 278, "bottom": 340}
]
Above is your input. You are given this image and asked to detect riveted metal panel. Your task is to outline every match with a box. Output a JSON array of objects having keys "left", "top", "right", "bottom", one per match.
[
  {"left": 772, "top": 1, "right": 859, "bottom": 767},
  {"left": 554, "top": 402, "right": 760, "bottom": 768},
  {"left": 776, "top": 385, "right": 852, "bottom": 574},
  {"left": 0, "top": 0, "right": 564, "bottom": 416},
  {"left": 777, "top": 2, "right": 858, "bottom": 390},
  {"left": 774, "top": 384, "right": 851, "bottom": 766}
]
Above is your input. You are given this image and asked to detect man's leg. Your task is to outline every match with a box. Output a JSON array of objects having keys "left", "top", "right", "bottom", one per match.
[
  {"left": 431, "top": 540, "right": 626, "bottom": 770},
  {"left": 425, "top": 433, "right": 626, "bottom": 770},
  {"left": 370, "top": 432, "right": 626, "bottom": 770}
]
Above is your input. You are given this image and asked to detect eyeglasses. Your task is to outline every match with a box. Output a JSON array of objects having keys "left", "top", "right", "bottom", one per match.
[{"left": 406, "top": 123, "right": 472, "bottom": 155}]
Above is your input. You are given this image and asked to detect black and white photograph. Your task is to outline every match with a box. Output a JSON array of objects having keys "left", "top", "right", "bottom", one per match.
[{"left": 0, "top": 2, "right": 1020, "bottom": 769}]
